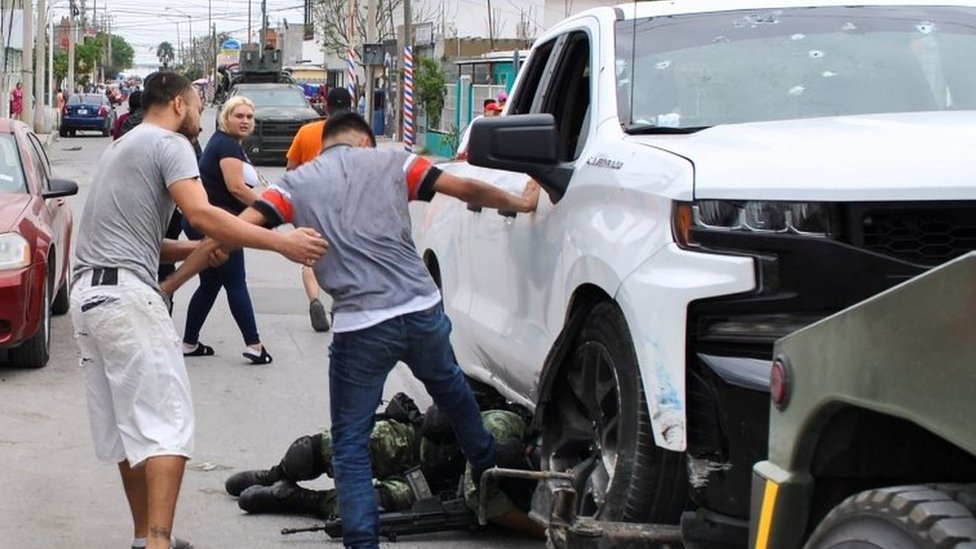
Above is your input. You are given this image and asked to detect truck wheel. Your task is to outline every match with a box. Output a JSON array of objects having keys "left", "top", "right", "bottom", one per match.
[
  {"left": 541, "top": 301, "right": 687, "bottom": 523},
  {"left": 8, "top": 278, "right": 51, "bottom": 369},
  {"left": 806, "top": 484, "right": 976, "bottom": 548}
]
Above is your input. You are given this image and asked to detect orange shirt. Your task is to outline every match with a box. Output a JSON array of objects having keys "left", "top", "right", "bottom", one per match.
[{"left": 286, "top": 119, "right": 327, "bottom": 166}]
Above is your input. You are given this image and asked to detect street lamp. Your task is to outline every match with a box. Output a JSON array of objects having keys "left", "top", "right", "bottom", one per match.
[{"left": 166, "top": 7, "right": 193, "bottom": 69}]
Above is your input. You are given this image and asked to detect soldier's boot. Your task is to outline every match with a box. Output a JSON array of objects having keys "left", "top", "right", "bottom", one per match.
[
  {"left": 238, "top": 480, "right": 327, "bottom": 517},
  {"left": 225, "top": 464, "right": 286, "bottom": 497}
]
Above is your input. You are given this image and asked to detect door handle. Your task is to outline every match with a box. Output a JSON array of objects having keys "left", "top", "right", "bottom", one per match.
[
  {"left": 498, "top": 209, "right": 517, "bottom": 218},
  {"left": 467, "top": 204, "right": 483, "bottom": 213}
]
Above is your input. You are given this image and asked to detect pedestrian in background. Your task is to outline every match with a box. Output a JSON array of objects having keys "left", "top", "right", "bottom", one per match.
[
  {"left": 181, "top": 95, "right": 273, "bottom": 363},
  {"left": 10, "top": 82, "right": 23, "bottom": 120},
  {"left": 113, "top": 90, "right": 142, "bottom": 140},
  {"left": 70, "top": 71, "right": 327, "bottom": 549},
  {"left": 284, "top": 86, "right": 354, "bottom": 333}
]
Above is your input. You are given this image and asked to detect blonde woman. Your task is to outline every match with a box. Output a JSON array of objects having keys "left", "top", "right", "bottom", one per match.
[{"left": 182, "top": 96, "right": 273, "bottom": 364}]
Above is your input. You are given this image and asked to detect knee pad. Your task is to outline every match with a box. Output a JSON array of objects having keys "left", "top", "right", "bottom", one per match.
[{"left": 281, "top": 434, "right": 328, "bottom": 481}]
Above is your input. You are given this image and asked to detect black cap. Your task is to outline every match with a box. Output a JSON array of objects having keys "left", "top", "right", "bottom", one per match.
[{"left": 326, "top": 87, "right": 352, "bottom": 113}]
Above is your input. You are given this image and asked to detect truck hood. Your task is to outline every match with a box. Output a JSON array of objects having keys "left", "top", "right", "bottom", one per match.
[
  {"left": 633, "top": 111, "right": 976, "bottom": 201},
  {"left": 0, "top": 193, "right": 30, "bottom": 233},
  {"left": 254, "top": 106, "right": 320, "bottom": 121}
]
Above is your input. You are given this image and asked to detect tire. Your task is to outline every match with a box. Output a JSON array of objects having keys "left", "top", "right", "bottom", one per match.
[
  {"left": 69, "top": 130, "right": 76, "bottom": 137},
  {"left": 59, "top": 126, "right": 67, "bottom": 137},
  {"left": 541, "top": 301, "right": 687, "bottom": 523},
  {"left": 101, "top": 125, "right": 110, "bottom": 136},
  {"left": 8, "top": 277, "right": 51, "bottom": 369},
  {"left": 805, "top": 484, "right": 976, "bottom": 548}
]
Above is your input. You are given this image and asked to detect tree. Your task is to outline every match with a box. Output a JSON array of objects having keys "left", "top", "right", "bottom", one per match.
[
  {"left": 415, "top": 56, "right": 446, "bottom": 129},
  {"left": 76, "top": 37, "right": 103, "bottom": 79},
  {"left": 105, "top": 34, "right": 135, "bottom": 79},
  {"left": 53, "top": 51, "right": 69, "bottom": 86},
  {"left": 310, "top": 0, "right": 438, "bottom": 57},
  {"left": 157, "top": 41, "right": 175, "bottom": 68}
]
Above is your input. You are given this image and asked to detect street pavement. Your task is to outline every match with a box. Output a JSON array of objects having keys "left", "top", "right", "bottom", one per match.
[{"left": 0, "top": 109, "right": 542, "bottom": 549}]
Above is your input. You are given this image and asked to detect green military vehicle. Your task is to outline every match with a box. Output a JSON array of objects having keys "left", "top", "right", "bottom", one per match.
[
  {"left": 216, "top": 46, "right": 322, "bottom": 165},
  {"left": 749, "top": 253, "right": 976, "bottom": 548}
]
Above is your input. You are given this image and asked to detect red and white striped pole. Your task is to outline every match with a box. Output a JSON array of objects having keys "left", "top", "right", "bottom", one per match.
[{"left": 403, "top": 46, "right": 414, "bottom": 152}]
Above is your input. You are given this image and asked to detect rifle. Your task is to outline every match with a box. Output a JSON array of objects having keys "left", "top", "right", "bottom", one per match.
[{"left": 280, "top": 495, "right": 480, "bottom": 541}]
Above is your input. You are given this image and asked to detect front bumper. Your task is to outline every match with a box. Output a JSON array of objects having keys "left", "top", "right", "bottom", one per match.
[{"left": 0, "top": 265, "right": 39, "bottom": 347}]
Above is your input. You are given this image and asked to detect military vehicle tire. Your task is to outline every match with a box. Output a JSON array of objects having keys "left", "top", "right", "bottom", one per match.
[
  {"left": 806, "top": 484, "right": 976, "bottom": 548},
  {"left": 541, "top": 301, "right": 687, "bottom": 523}
]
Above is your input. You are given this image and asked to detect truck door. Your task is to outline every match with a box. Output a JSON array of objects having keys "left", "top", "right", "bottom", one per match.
[{"left": 464, "top": 20, "right": 599, "bottom": 399}]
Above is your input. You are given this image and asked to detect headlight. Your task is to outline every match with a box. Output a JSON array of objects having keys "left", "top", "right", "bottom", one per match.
[
  {"left": 673, "top": 201, "right": 835, "bottom": 246},
  {"left": 0, "top": 233, "right": 31, "bottom": 270}
]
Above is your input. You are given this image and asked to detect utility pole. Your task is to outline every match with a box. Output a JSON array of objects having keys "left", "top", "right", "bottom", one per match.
[
  {"left": 68, "top": 4, "right": 76, "bottom": 93},
  {"left": 107, "top": 14, "right": 112, "bottom": 78},
  {"left": 34, "top": 0, "right": 47, "bottom": 131},
  {"left": 22, "top": 0, "right": 35, "bottom": 127}
]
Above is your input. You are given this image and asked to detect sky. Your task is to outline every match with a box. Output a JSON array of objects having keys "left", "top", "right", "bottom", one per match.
[{"left": 49, "top": 0, "right": 307, "bottom": 67}]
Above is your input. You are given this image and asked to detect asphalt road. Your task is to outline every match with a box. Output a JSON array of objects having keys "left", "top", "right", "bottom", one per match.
[{"left": 0, "top": 109, "right": 545, "bottom": 549}]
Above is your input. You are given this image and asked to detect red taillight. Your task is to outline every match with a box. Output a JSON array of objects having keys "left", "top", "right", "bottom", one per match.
[
  {"left": 98, "top": 105, "right": 108, "bottom": 117},
  {"left": 770, "top": 356, "right": 790, "bottom": 409}
]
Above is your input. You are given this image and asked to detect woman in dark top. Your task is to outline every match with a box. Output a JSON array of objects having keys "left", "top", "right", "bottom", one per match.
[{"left": 182, "top": 95, "right": 272, "bottom": 364}]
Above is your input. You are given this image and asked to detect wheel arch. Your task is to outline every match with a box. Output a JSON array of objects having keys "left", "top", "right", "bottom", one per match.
[
  {"left": 531, "top": 283, "right": 614, "bottom": 430},
  {"left": 798, "top": 403, "right": 976, "bottom": 536}
]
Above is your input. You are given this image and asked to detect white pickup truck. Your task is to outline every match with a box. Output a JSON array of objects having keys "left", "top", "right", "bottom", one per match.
[{"left": 414, "top": 0, "right": 976, "bottom": 545}]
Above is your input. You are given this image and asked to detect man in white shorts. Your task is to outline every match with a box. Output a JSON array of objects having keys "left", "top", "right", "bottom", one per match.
[{"left": 70, "top": 72, "right": 328, "bottom": 549}]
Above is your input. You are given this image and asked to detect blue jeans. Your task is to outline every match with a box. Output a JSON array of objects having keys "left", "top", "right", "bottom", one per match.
[
  {"left": 182, "top": 221, "right": 260, "bottom": 346},
  {"left": 328, "top": 304, "right": 495, "bottom": 549}
]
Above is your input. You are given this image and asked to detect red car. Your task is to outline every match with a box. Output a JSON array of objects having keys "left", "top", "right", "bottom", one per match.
[{"left": 0, "top": 118, "right": 78, "bottom": 368}]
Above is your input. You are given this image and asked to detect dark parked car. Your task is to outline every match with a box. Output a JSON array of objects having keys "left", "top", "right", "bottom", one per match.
[
  {"left": 59, "top": 93, "right": 116, "bottom": 137},
  {"left": 0, "top": 118, "right": 78, "bottom": 368},
  {"left": 224, "top": 83, "right": 322, "bottom": 165}
]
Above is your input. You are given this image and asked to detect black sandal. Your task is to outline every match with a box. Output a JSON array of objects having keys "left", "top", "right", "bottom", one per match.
[
  {"left": 184, "top": 343, "right": 215, "bottom": 357},
  {"left": 243, "top": 346, "right": 273, "bottom": 364}
]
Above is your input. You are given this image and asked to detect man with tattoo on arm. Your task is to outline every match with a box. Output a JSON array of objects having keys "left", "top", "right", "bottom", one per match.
[{"left": 70, "top": 72, "right": 327, "bottom": 549}]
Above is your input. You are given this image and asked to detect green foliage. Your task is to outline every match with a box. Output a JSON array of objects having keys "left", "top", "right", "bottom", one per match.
[
  {"left": 415, "top": 56, "right": 446, "bottom": 129},
  {"left": 181, "top": 66, "right": 204, "bottom": 81},
  {"left": 75, "top": 38, "right": 102, "bottom": 74},
  {"left": 106, "top": 34, "right": 134, "bottom": 78},
  {"left": 157, "top": 41, "right": 175, "bottom": 67},
  {"left": 53, "top": 51, "right": 69, "bottom": 84}
]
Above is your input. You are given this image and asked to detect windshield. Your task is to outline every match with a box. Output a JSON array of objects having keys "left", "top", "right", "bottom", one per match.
[
  {"left": 0, "top": 135, "right": 26, "bottom": 193},
  {"left": 237, "top": 87, "right": 309, "bottom": 108},
  {"left": 615, "top": 6, "right": 976, "bottom": 130}
]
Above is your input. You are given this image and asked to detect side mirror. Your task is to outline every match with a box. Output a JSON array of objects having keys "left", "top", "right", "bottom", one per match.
[
  {"left": 468, "top": 113, "right": 573, "bottom": 201},
  {"left": 43, "top": 178, "right": 79, "bottom": 199}
]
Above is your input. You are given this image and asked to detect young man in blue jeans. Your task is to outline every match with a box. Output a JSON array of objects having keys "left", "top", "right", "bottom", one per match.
[
  {"left": 166, "top": 111, "right": 539, "bottom": 548},
  {"left": 256, "top": 113, "right": 538, "bottom": 547}
]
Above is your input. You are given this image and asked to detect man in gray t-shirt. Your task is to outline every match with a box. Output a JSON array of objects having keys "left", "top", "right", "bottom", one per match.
[{"left": 70, "top": 72, "right": 327, "bottom": 549}]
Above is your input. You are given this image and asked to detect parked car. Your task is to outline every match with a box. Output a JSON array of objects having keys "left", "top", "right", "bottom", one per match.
[
  {"left": 0, "top": 118, "right": 78, "bottom": 368},
  {"left": 59, "top": 93, "right": 116, "bottom": 137},
  {"left": 223, "top": 83, "right": 322, "bottom": 165},
  {"left": 412, "top": 0, "right": 976, "bottom": 545}
]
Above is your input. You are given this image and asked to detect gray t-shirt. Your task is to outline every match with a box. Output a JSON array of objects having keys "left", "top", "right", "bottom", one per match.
[
  {"left": 73, "top": 123, "right": 200, "bottom": 289},
  {"left": 256, "top": 145, "right": 440, "bottom": 314}
]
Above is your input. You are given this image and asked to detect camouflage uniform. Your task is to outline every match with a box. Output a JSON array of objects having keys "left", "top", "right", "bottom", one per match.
[
  {"left": 314, "top": 418, "right": 420, "bottom": 516},
  {"left": 322, "top": 409, "right": 527, "bottom": 518},
  {"left": 462, "top": 410, "right": 527, "bottom": 520}
]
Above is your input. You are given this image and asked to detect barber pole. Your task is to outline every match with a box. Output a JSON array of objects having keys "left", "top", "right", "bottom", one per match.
[
  {"left": 403, "top": 46, "right": 414, "bottom": 152},
  {"left": 346, "top": 47, "right": 360, "bottom": 96}
]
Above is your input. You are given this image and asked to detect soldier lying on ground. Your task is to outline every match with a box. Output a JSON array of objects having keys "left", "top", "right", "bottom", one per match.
[{"left": 224, "top": 393, "right": 545, "bottom": 538}]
